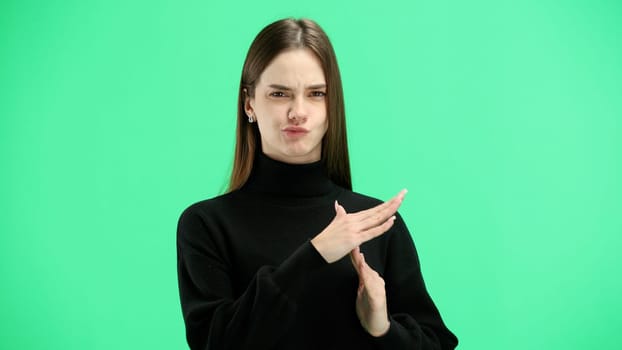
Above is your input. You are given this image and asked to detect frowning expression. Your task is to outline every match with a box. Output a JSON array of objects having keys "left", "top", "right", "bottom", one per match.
[{"left": 245, "top": 48, "right": 328, "bottom": 164}]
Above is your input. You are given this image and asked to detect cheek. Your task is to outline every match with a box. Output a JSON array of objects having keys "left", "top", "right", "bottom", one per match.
[
  {"left": 258, "top": 103, "right": 287, "bottom": 121},
  {"left": 316, "top": 115, "right": 328, "bottom": 139},
  {"left": 320, "top": 107, "right": 329, "bottom": 131},
  {"left": 257, "top": 109, "right": 287, "bottom": 140},
  {"left": 312, "top": 102, "right": 328, "bottom": 122},
  {"left": 254, "top": 102, "right": 276, "bottom": 125}
]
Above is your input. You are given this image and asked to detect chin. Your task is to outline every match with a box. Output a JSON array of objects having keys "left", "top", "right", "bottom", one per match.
[{"left": 281, "top": 150, "right": 319, "bottom": 163}]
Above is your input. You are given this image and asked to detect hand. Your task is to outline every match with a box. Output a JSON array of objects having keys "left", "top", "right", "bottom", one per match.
[
  {"left": 350, "top": 246, "right": 390, "bottom": 337},
  {"left": 311, "top": 189, "right": 407, "bottom": 263}
]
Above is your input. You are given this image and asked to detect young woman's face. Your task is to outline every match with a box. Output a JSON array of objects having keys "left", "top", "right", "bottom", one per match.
[{"left": 246, "top": 48, "right": 328, "bottom": 164}]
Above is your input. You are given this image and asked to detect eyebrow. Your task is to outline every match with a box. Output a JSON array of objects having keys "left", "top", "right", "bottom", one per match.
[{"left": 268, "top": 84, "right": 327, "bottom": 90}]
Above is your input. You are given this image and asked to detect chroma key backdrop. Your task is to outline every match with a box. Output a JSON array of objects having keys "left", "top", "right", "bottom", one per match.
[{"left": 1, "top": 0, "right": 620, "bottom": 349}]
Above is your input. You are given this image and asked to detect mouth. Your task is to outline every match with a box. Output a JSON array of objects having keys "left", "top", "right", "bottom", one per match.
[{"left": 282, "top": 126, "right": 309, "bottom": 137}]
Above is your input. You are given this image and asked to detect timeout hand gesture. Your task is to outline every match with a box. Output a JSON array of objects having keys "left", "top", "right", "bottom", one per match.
[{"left": 311, "top": 189, "right": 407, "bottom": 263}]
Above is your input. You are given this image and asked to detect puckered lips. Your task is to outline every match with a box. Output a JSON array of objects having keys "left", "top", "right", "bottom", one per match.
[{"left": 282, "top": 126, "right": 309, "bottom": 138}]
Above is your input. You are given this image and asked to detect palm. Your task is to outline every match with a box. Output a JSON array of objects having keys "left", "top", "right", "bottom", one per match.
[{"left": 351, "top": 247, "right": 390, "bottom": 337}]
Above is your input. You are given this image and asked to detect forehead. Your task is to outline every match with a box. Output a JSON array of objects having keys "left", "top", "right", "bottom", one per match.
[{"left": 257, "top": 48, "right": 325, "bottom": 86}]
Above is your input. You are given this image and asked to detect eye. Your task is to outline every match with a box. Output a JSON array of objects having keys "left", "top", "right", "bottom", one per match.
[
  {"left": 269, "top": 91, "right": 287, "bottom": 97},
  {"left": 310, "top": 91, "right": 326, "bottom": 97}
]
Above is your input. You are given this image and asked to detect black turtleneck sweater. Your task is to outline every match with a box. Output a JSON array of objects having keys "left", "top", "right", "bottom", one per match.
[{"left": 176, "top": 153, "right": 458, "bottom": 350}]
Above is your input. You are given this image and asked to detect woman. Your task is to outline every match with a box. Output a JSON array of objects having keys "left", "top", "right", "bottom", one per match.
[{"left": 177, "top": 18, "right": 458, "bottom": 350}]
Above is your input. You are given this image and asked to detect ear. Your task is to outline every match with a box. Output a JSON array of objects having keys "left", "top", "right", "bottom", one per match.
[{"left": 243, "top": 88, "right": 255, "bottom": 119}]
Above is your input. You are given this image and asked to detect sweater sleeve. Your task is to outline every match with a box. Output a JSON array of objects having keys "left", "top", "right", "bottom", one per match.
[
  {"left": 176, "top": 204, "right": 326, "bottom": 350},
  {"left": 372, "top": 214, "right": 458, "bottom": 350}
]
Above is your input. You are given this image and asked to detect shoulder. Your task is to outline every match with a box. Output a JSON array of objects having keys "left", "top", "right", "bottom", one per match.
[
  {"left": 336, "top": 188, "right": 384, "bottom": 212},
  {"left": 176, "top": 191, "right": 243, "bottom": 236},
  {"left": 176, "top": 191, "right": 244, "bottom": 250},
  {"left": 178, "top": 191, "right": 240, "bottom": 219}
]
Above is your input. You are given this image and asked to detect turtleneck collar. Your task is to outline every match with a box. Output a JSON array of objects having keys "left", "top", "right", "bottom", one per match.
[{"left": 241, "top": 151, "right": 336, "bottom": 198}]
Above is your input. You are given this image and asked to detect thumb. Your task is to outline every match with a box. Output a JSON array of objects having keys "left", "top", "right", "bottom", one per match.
[{"left": 334, "top": 200, "right": 347, "bottom": 216}]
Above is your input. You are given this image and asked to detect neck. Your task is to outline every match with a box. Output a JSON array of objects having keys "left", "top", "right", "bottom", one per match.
[
  {"left": 261, "top": 150, "right": 321, "bottom": 165},
  {"left": 241, "top": 151, "right": 335, "bottom": 197}
]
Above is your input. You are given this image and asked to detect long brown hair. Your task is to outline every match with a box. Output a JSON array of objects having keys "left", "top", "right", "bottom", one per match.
[{"left": 228, "top": 18, "right": 352, "bottom": 191}]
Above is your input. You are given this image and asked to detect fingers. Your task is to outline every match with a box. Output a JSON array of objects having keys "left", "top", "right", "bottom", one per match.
[
  {"left": 369, "top": 189, "right": 407, "bottom": 216},
  {"left": 351, "top": 248, "right": 373, "bottom": 282},
  {"left": 352, "top": 249, "right": 366, "bottom": 292},
  {"left": 361, "top": 215, "right": 397, "bottom": 242},
  {"left": 353, "top": 249, "right": 388, "bottom": 305},
  {"left": 339, "top": 188, "right": 406, "bottom": 221},
  {"left": 358, "top": 254, "right": 367, "bottom": 281},
  {"left": 350, "top": 246, "right": 361, "bottom": 273},
  {"left": 322, "top": 190, "right": 405, "bottom": 264},
  {"left": 358, "top": 255, "right": 366, "bottom": 292},
  {"left": 358, "top": 254, "right": 386, "bottom": 301},
  {"left": 357, "top": 189, "right": 407, "bottom": 229}
]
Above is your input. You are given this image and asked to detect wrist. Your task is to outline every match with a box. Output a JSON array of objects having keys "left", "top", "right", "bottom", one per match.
[
  {"left": 310, "top": 237, "right": 329, "bottom": 263},
  {"left": 368, "top": 319, "right": 391, "bottom": 337}
]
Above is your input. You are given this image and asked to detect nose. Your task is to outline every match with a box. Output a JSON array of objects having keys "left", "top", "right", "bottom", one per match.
[{"left": 288, "top": 95, "right": 308, "bottom": 123}]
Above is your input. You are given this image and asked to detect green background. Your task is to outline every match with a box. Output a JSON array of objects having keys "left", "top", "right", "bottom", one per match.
[{"left": 1, "top": 0, "right": 620, "bottom": 348}]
